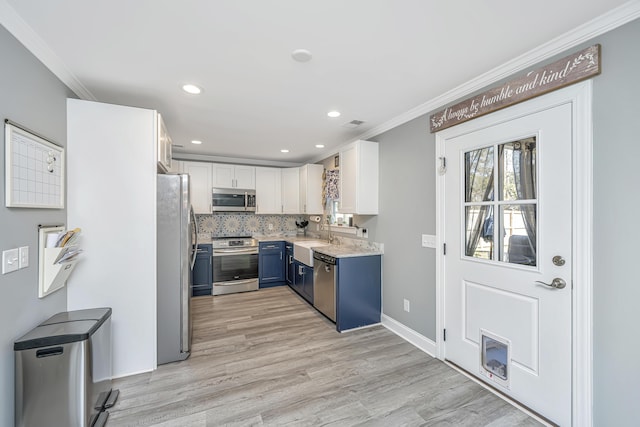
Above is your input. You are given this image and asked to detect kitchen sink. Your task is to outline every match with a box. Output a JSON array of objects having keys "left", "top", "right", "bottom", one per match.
[{"left": 293, "top": 241, "right": 330, "bottom": 266}]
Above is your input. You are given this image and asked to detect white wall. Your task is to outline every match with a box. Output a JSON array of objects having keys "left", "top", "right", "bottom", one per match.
[{"left": 67, "top": 99, "right": 157, "bottom": 377}]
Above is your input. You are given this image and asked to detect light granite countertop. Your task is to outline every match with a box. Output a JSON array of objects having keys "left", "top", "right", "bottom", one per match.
[
  {"left": 197, "top": 233, "right": 383, "bottom": 258},
  {"left": 259, "top": 235, "right": 383, "bottom": 258},
  {"left": 310, "top": 244, "right": 383, "bottom": 259}
]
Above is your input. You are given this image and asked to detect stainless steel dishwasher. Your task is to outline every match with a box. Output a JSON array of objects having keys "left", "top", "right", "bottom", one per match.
[{"left": 313, "top": 252, "right": 337, "bottom": 322}]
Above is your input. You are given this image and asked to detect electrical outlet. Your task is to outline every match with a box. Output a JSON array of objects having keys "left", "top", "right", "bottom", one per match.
[
  {"left": 403, "top": 299, "right": 410, "bottom": 312},
  {"left": 268, "top": 223, "right": 274, "bottom": 231},
  {"left": 2, "top": 248, "right": 20, "bottom": 274},
  {"left": 362, "top": 228, "right": 368, "bottom": 238},
  {"left": 19, "top": 246, "right": 29, "bottom": 268}
]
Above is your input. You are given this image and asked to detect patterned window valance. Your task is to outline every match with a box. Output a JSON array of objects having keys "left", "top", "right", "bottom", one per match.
[{"left": 323, "top": 169, "right": 340, "bottom": 203}]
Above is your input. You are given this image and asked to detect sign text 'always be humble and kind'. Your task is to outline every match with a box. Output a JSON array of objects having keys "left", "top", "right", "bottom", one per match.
[{"left": 429, "top": 44, "right": 601, "bottom": 133}]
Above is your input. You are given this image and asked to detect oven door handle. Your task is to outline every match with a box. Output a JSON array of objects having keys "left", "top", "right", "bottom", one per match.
[{"left": 213, "top": 248, "right": 259, "bottom": 255}]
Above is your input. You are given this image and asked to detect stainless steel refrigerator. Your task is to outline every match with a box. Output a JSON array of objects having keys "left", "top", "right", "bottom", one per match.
[{"left": 157, "top": 173, "right": 197, "bottom": 364}]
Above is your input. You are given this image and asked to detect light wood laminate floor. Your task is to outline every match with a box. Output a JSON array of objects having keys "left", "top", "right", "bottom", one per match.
[{"left": 109, "top": 287, "right": 541, "bottom": 426}]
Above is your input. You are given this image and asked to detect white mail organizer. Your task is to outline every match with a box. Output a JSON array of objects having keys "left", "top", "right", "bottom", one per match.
[{"left": 38, "top": 225, "right": 82, "bottom": 298}]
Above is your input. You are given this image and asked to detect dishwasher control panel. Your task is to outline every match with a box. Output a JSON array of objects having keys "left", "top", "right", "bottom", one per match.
[{"left": 313, "top": 252, "right": 336, "bottom": 265}]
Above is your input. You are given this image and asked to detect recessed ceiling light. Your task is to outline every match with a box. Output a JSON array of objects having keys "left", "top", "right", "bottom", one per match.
[
  {"left": 315, "top": 144, "right": 325, "bottom": 148},
  {"left": 281, "top": 149, "right": 289, "bottom": 153},
  {"left": 291, "top": 49, "right": 312, "bottom": 63},
  {"left": 191, "top": 140, "right": 202, "bottom": 145},
  {"left": 182, "top": 84, "right": 202, "bottom": 94},
  {"left": 327, "top": 111, "right": 341, "bottom": 118}
]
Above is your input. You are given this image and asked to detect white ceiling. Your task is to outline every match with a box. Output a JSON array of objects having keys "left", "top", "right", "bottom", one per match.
[{"left": 2, "top": 0, "right": 632, "bottom": 165}]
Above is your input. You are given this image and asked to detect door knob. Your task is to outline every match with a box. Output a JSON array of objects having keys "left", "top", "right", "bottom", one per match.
[{"left": 535, "top": 278, "right": 567, "bottom": 289}]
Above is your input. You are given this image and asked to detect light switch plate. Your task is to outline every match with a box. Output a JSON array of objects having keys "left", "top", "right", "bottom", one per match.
[
  {"left": 19, "top": 246, "right": 29, "bottom": 268},
  {"left": 2, "top": 248, "right": 20, "bottom": 274},
  {"left": 422, "top": 234, "right": 436, "bottom": 248}
]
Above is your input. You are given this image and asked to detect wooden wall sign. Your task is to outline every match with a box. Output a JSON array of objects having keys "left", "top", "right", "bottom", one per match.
[{"left": 429, "top": 44, "right": 601, "bottom": 133}]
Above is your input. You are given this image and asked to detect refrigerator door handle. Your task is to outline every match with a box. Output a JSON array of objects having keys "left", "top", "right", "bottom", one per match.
[{"left": 190, "top": 205, "right": 198, "bottom": 270}]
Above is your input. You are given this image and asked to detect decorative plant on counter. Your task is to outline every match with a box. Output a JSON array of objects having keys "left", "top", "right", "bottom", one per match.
[{"left": 295, "top": 220, "right": 309, "bottom": 235}]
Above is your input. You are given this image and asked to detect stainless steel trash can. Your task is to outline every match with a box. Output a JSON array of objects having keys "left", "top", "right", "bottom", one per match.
[{"left": 14, "top": 308, "right": 117, "bottom": 427}]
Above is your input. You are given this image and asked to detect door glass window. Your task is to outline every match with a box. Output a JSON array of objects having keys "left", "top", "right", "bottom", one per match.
[
  {"left": 465, "top": 206, "right": 494, "bottom": 259},
  {"left": 463, "top": 137, "right": 537, "bottom": 267},
  {"left": 465, "top": 147, "right": 494, "bottom": 202},
  {"left": 501, "top": 205, "right": 537, "bottom": 266}
]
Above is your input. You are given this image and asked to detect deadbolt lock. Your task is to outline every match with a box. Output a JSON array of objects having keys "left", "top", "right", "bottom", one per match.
[{"left": 552, "top": 255, "right": 566, "bottom": 266}]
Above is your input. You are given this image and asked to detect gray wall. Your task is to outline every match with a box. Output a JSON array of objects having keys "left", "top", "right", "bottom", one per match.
[
  {"left": 368, "top": 116, "right": 436, "bottom": 337},
  {"left": 589, "top": 18, "right": 640, "bottom": 426},
  {"left": 0, "top": 26, "right": 73, "bottom": 426},
  {"left": 365, "top": 17, "right": 640, "bottom": 426}
]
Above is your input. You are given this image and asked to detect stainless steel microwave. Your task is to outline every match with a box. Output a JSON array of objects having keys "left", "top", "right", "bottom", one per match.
[{"left": 211, "top": 188, "right": 256, "bottom": 212}]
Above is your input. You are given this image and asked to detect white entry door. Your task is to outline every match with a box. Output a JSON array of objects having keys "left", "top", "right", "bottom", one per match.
[{"left": 441, "top": 100, "right": 572, "bottom": 425}]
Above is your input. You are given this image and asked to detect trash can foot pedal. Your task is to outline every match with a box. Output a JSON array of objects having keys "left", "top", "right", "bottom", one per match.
[
  {"left": 104, "top": 389, "right": 119, "bottom": 409},
  {"left": 92, "top": 410, "right": 109, "bottom": 427}
]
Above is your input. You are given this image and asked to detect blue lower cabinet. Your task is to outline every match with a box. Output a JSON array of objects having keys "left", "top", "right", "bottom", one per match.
[
  {"left": 292, "top": 261, "right": 313, "bottom": 304},
  {"left": 336, "top": 255, "right": 382, "bottom": 332},
  {"left": 259, "top": 241, "right": 286, "bottom": 288},
  {"left": 192, "top": 244, "right": 212, "bottom": 296},
  {"left": 285, "top": 243, "right": 294, "bottom": 286}
]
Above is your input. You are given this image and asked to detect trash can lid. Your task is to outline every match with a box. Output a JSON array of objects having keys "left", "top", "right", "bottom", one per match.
[
  {"left": 39, "top": 307, "right": 111, "bottom": 326},
  {"left": 14, "top": 319, "right": 102, "bottom": 351}
]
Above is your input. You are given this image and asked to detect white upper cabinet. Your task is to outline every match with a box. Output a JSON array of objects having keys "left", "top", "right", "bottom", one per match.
[
  {"left": 156, "top": 113, "right": 172, "bottom": 173},
  {"left": 212, "top": 163, "right": 255, "bottom": 189},
  {"left": 182, "top": 161, "right": 213, "bottom": 214},
  {"left": 234, "top": 165, "right": 256, "bottom": 189},
  {"left": 281, "top": 167, "right": 300, "bottom": 214},
  {"left": 339, "top": 140, "right": 379, "bottom": 214},
  {"left": 299, "top": 164, "right": 323, "bottom": 214},
  {"left": 168, "top": 159, "right": 183, "bottom": 173},
  {"left": 255, "top": 167, "right": 282, "bottom": 214}
]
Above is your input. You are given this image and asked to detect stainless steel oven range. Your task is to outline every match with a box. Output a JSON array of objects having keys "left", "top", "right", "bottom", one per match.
[{"left": 212, "top": 236, "right": 259, "bottom": 295}]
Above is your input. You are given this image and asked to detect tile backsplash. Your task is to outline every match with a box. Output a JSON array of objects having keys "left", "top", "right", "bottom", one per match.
[{"left": 197, "top": 213, "right": 306, "bottom": 237}]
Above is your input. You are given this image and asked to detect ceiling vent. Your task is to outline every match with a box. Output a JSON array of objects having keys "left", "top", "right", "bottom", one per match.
[{"left": 342, "top": 120, "right": 365, "bottom": 129}]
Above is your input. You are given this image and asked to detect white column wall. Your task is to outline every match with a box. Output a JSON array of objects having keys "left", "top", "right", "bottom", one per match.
[{"left": 67, "top": 99, "right": 157, "bottom": 377}]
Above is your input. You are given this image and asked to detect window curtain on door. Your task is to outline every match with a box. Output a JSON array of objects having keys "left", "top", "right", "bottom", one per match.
[
  {"left": 512, "top": 139, "right": 537, "bottom": 254},
  {"left": 465, "top": 148, "right": 494, "bottom": 256}
]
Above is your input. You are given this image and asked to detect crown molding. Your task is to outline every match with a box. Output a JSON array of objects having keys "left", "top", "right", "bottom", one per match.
[
  {"left": 308, "top": 0, "right": 640, "bottom": 164},
  {"left": 0, "top": 0, "right": 96, "bottom": 100},
  {"left": 172, "top": 152, "right": 303, "bottom": 168}
]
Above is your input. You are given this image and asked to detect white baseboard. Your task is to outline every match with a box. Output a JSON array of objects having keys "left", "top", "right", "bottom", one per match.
[
  {"left": 381, "top": 314, "right": 437, "bottom": 357},
  {"left": 112, "top": 367, "right": 154, "bottom": 380}
]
